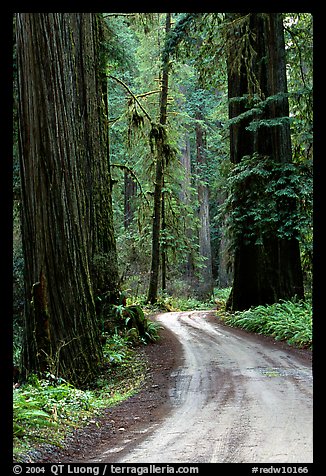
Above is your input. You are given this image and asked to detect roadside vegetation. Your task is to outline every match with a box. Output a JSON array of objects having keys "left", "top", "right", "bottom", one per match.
[
  {"left": 217, "top": 289, "right": 312, "bottom": 350},
  {"left": 13, "top": 309, "right": 160, "bottom": 462},
  {"left": 127, "top": 294, "right": 215, "bottom": 313},
  {"left": 14, "top": 340, "right": 147, "bottom": 461}
]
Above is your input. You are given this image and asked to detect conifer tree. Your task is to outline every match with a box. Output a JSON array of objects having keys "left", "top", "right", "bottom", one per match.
[
  {"left": 16, "top": 13, "right": 119, "bottom": 385},
  {"left": 225, "top": 13, "right": 304, "bottom": 311},
  {"left": 147, "top": 13, "right": 172, "bottom": 304}
]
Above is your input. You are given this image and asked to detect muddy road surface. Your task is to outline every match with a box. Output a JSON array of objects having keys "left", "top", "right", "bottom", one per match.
[{"left": 93, "top": 311, "right": 312, "bottom": 463}]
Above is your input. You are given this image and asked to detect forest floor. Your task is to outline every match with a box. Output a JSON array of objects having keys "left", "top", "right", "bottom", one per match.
[{"left": 34, "top": 310, "right": 312, "bottom": 464}]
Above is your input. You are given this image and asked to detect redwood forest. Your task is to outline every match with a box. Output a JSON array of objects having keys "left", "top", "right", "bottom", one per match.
[{"left": 13, "top": 13, "right": 313, "bottom": 464}]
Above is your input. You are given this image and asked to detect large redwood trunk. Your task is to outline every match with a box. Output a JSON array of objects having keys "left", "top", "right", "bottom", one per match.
[
  {"left": 226, "top": 13, "right": 304, "bottom": 311},
  {"left": 16, "top": 13, "right": 119, "bottom": 385}
]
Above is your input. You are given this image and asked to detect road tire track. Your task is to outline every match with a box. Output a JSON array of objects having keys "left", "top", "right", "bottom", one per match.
[{"left": 108, "top": 311, "right": 313, "bottom": 463}]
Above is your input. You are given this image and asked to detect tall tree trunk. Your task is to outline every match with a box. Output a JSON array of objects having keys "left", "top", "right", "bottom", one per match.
[
  {"left": 196, "top": 112, "right": 214, "bottom": 300},
  {"left": 179, "top": 134, "right": 196, "bottom": 284},
  {"left": 16, "top": 13, "right": 117, "bottom": 386},
  {"left": 124, "top": 170, "right": 137, "bottom": 230},
  {"left": 215, "top": 193, "right": 233, "bottom": 288},
  {"left": 87, "top": 17, "right": 120, "bottom": 304},
  {"left": 147, "top": 13, "right": 171, "bottom": 304},
  {"left": 226, "top": 13, "right": 304, "bottom": 311},
  {"left": 161, "top": 180, "right": 167, "bottom": 292}
]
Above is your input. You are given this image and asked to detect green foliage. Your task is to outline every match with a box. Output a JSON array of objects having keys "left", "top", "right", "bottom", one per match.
[
  {"left": 130, "top": 291, "right": 215, "bottom": 312},
  {"left": 165, "top": 13, "right": 226, "bottom": 89},
  {"left": 218, "top": 154, "right": 312, "bottom": 246},
  {"left": 102, "top": 331, "right": 130, "bottom": 364},
  {"left": 13, "top": 333, "right": 148, "bottom": 461},
  {"left": 214, "top": 287, "right": 231, "bottom": 302},
  {"left": 223, "top": 299, "right": 312, "bottom": 349},
  {"left": 164, "top": 13, "right": 203, "bottom": 59},
  {"left": 284, "top": 14, "right": 313, "bottom": 289},
  {"left": 108, "top": 13, "right": 230, "bottom": 300},
  {"left": 13, "top": 374, "right": 94, "bottom": 440},
  {"left": 102, "top": 14, "right": 138, "bottom": 76},
  {"left": 111, "top": 300, "right": 163, "bottom": 344},
  {"left": 157, "top": 294, "right": 212, "bottom": 312},
  {"left": 227, "top": 92, "right": 296, "bottom": 136}
]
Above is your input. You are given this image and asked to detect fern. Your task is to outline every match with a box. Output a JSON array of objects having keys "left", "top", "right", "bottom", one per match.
[{"left": 224, "top": 299, "right": 312, "bottom": 349}]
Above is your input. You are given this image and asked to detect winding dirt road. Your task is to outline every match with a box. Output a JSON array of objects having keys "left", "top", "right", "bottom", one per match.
[{"left": 94, "top": 311, "right": 313, "bottom": 463}]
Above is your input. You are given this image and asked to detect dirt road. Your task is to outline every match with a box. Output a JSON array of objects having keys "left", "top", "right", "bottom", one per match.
[{"left": 95, "top": 311, "right": 313, "bottom": 464}]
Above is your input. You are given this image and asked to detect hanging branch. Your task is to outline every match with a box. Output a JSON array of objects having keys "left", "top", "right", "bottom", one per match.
[
  {"left": 136, "top": 90, "right": 161, "bottom": 99},
  {"left": 103, "top": 13, "right": 136, "bottom": 18},
  {"left": 111, "top": 163, "right": 150, "bottom": 207},
  {"left": 107, "top": 75, "right": 154, "bottom": 123}
]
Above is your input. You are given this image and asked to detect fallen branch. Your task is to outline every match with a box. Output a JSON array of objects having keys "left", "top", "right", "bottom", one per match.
[{"left": 111, "top": 163, "right": 150, "bottom": 207}]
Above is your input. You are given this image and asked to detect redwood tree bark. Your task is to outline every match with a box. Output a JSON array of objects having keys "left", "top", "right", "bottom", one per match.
[
  {"left": 16, "top": 13, "right": 119, "bottom": 385},
  {"left": 88, "top": 18, "right": 120, "bottom": 303},
  {"left": 226, "top": 13, "right": 304, "bottom": 311}
]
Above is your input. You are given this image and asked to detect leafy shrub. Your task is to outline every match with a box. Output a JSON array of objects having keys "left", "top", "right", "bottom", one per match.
[
  {"left": 14, "top": 337, "right": 148, "bottom": 460},
  {"left": 13, "top": 374, "right": 95, "bottom": 440},
  {"left": 214, "top": 287, "right": 231, "bottom": 302},
  {"left": 111, "top": 301, "right": 163, "bottom": 344},
  {"left": 143, "top": 292, "right": 214, "bottom": 312},
  {"left": 103, "top": 331, "right": 131, "bottom": 364}
]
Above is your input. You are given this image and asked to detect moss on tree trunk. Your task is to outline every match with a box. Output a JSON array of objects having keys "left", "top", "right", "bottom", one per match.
[{"left": 226, "top": 13, "right": 304, "bottom": 311}]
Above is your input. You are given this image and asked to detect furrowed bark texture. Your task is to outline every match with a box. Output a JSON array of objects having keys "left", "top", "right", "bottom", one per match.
[
  {"left": 91, "top": 18, "right": 120, "bottom": 302},
  {"left": 226, "top": 13, "right": 304, "bottom": 311},
  {"left": 16, "top": 13, "right": 118, "bottom": 385}
]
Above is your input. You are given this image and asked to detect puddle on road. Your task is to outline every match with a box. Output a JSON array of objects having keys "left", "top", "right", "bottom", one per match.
[{"left": 244, "top": 366, "right": 312, "bottom": 381}]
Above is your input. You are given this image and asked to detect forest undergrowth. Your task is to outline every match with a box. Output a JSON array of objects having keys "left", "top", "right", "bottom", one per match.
[
  {"left": 218, "top": 291, "right": 312, "bottom": 350},
  {"left": 13, "top": 332, "right": 149, "bottom": 462}
]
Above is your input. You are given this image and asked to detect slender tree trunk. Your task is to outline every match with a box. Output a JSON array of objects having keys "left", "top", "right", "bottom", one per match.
[
  {"left": 161, "top": 181, "right": 167, "bottom": 292},
  {"left": 179, "top": 135, "right": 192, "bottom": 204},
  {"left": 179, "top": 134, "right": 196, "bottom": 283},
  {"left": 195, "top": 112, "right": 214, "bottom": 300},
  {"left": 147, "top": 13, "right": 171, "bottom": 304},
  {"left": 124, "top": 170, "right": 137, "bottom": 230},
  {"left": 215, "top": 193, "right": 233, "bottom": 288},
  {"left": 226, "top": 13, "right": 304, "bottom": 311},
  {"left": 16, "top": 13, "right": 117, "bottom": 385}
]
